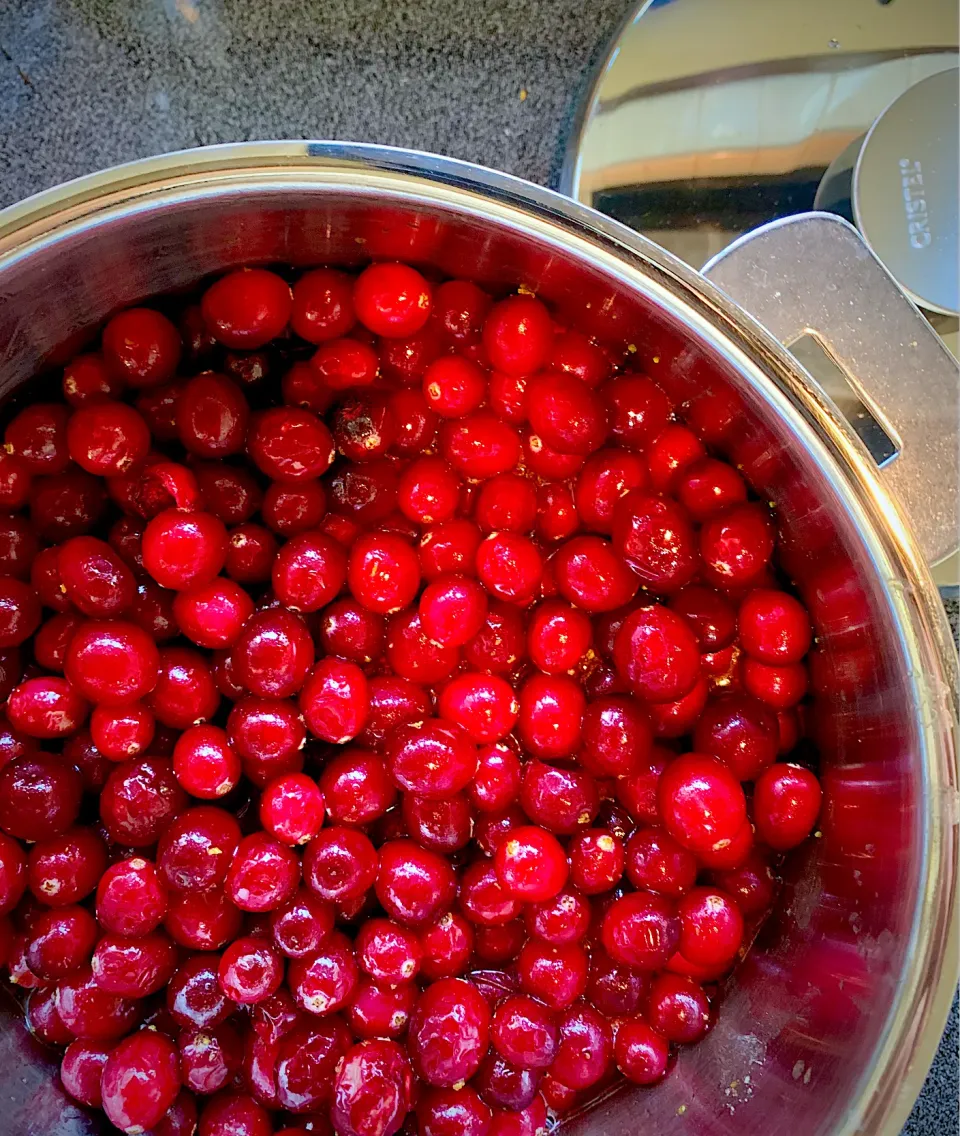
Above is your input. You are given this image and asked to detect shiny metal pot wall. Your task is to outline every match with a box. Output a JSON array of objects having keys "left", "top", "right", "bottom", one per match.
[{"left": 0, "top": 143, "right": 956, "bottom": 1136}]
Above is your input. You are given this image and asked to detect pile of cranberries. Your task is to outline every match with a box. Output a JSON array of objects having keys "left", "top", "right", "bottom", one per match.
[{"left": 0, "top": 259, "right": 822, "bottom": 1136}]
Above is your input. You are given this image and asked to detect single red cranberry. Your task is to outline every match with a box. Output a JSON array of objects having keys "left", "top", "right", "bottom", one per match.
[
  {"left": 26, "top": 905, "right": 98, "bottom": 980},
  {"left": 175, "top": 372, "right": 250, "bottom": 458},
  {"left": 677, "top": 456, "right": 747, "bottom": 521},
  {"left": 646, "top": 424, "right": 706, "bottom": 494},
  {"left": 491, "top": 994, "right": 558, "bottom": 1070},
  {"left": 274, "top": 1017, "right": 352, "bottom": 1113},
  {"left": 550, "top": 1003, "right": 612, "bottom": 1090},
  {"left": 601, "top": 892, "right": 680, "bottom": 970},
  {"left": 692, "top": 693, "right": 779, "bottom": 781},
  {"left": 474, "top": 472, "right": 537, "bottom": 534},
  {"left": 193, "top": 460, "right": 263, "bottom": 524},
  {"left": 33, "top": 610, "right": 83, "bottom": 675},
  {"left": 55, "top": 965, "right": 141, "bottom": 1040},
  {"left": 535, "top": 481, "right": 578, "bottom": 543},
  {"left": 421, "top": 354, "right": 485, "bottom": 418},
  {"left": 157, "top": 805, "right": 241, "bottom": 892},
  {"left": 472, "top": 918, "right": 526, "bottom": 966},
  {"left": 332, "top": 392, "right": 396, "bottom": 465},
  {"left": 100, "top": 1029, "right": 181, "bottom": 1133},
  {"left": 419, "top": 910, "right": 474, "bottom": 980},
  {"left": 355, "top": 916, "right": 423, "bottom": 986},
  {"left": 303, "top": 825, "right": 378, "bottom": 904},
  {"left": 64, "top": 619, "right": 160, "bottom": 706},
  {"left": 524, "top": 886, "right": 591, "bottom": 946},
  {"left": 270, "top": 886, "right": 334, "bottom": 958},
  {"left": 700, "top": 503, "right": 775, "bottom": 587},
  {"left": 418, "top": 518, "right": 481, "bottom": 580},
  {"left": 493, "top": 825, "right": 568, "bottom": 903},
  {"left": 261, "top": 479, "right": 326, "bottom": 536},
  {"left": 142, "top": 508, "right": 228, "bottom": 591},
  {"left": 224, "top": 523, "right": 278, "bottom": 585},
  {"left": 677, "top": 886, "right": 744, "bottom": 968},
  {"left": 91, "top": 929, "right": 179, "bottom": 996},
  {"left": 66, "top": 401, "right": 151, "bottom": 477},
  {"left": 517, "top": 673, "right": 583, "bottom": 759},
  {"left": 197, "top": 1091, "right": 272, "bottom": 1136},
  {"left": 615, "top": 488, "right": 702, "bottom": 589},
  {"left": 288, "top": 929, "right": 359, "bottom": 1015},
  {"left": 102, "top": 308, "right": 181, "bottom": 387},
  {"left": 217, "top": 935, "right": 284, "bottom": 1003},
  {"left": 742, "top": 656, "right": 808, "bottom": 709},
  {"left": 476, "top": 532, "right": 542, "bottom": 606},
  {"left": 517, "top": 939, "right": 588, "bottom": 1009},
  {"left": 402, "top": 791, "right": 472, "bottom": 854},
  {"left": 25, "top": 983, "right": 76, "bottom": 1045},
  {"left": 578, "top": 695, "right": 652, "bottom": 778},
  {"left": 488, "top": 369, "right": 528, "bottom": 423},
  {"left": 520, "top": 760, "right": 599, "bottom": 835},
  {"left": 417, "top": 1086, "right": 492, "bottom": 1136},
  {"left": 225, "top": 832, "right": 300, "bottom": 912},
  {"left": 136, "top": 379, "right": 185, "bottom": 439},
  {"left": 552, "top": 535, "right": 639, "bottom": 613},
  {"left": 96, "top": 856, "right": 168, "bottom": 937},
  {"left": 753, "top": 762, "right": 822, "bottom": 850},
  {"left": 473, "top": 1051, "right": 541, "bottom": 1111},
  {"left": 317, "top": 598, "right": 382, "bottom": 664},
  {"left": 0, "top": 753, "right": 83, "bottom": 840},
  {"left": 30, "top": 468, "right": 108, "bottom": 541},
  {"left": 259, "top": 773, "right": 325, "bottom": 846},
  {"left": 347, "top": 530, "right": 420, "bottom": 614},
  {"left": 568, "top": 828, "right": 624, "bottom": 894},
  {"left": 657, "top": 752, "right": 747, "bottom": 855},
  {"left": 299, "top": 657, "right": 370, "bottom": 744},
  {"left": 227, "top": 697, "right": 305, "bottom": 787},
  {"left": 247, "top": 406, "right": 335, "bottom": 483},
  {"left": 384, "top": 608, "right": 460, "bottom": 685},
  {"left": 586, "top": 949, "right": 649, "bottom": 1017},
  {"left": 328, "top": 458, "right": 400, "bottom": 525},
  {"left": 165, "top": 887, "right": 243, "bottom": 951},
  {"left": 354, "top": 263, "right": 432, "bottom": 338},
  {"left": 461, "top": 601, "right": 524, "bottom": 676},
  {"left": 389, "top": 388, "right": 439, "bottom": 455},
  {"left": 166, "top": 954, "right": 232, "bottom": 1030},
  {"left": 99, "top": 756, "right": 187, "bottom": 847},
  {"left": 384, "top": 717, "right": 477, "bottom": 799},
  {"left": 292, "top": 268, "right": 356, "bottom": 342},
  {"left": 0, "top": 578, "right": 41, "bottom": 648},
  {"left": 458, "top": 859, "right": 522, "bottom": 928},
  {"left": 482, "top": 295, "right": 552, "bottom": 376},
  {"left": 172, "top": 722, "right": 241, "bottom": 799},
  {"left": 60, "top": 1038, "right": 117, "bottom": 1108},
  {"left": 201, "top": 268, "right": 292, "bottom": 348},
  {"left": 58, "top": 534, "right": 136, "bottom": 616},
  {"left": 5, "top": 403, "right": 71, "bottom": 474},
  {"left": 613, "top": 603, "right": 701, "bottom": 703},
  {"left": 710, "top": 848, "right": 778, "bottom": 916},
  {"left": 147, "top": 646, "right": 219, "bottom": 729},
  {"left": 62, "top": 352, "right": 125, "bottom": 407},
  {"left": 408, "top": 977, "right": 490, "bottom": 1087},
  {"left": 441, "top": 412, "right": 522, "bottom": 480},
  {"left": 526, "top": 372, "right": 607, "bottom": 455},
  {"left": 614, "top": 1017, "right": 669, "bottom": 1084},
  {"left": 434, "top": 279, "right": 491, "bottom": 344},
  {"left": 27, "top": 825, "right": 107, "bottom": 906},
  {"left": 178, "top": 1020, "right": 243, "bottom": 1096},
  {"left": 233, "top": 608, "right": 315, "bottom": 699},
  {"left": 173, "top": 578, "right": 255, "bottom": 649},
  {"left": 375, "top": 838, "right": 456, "bottom": 926},
  {"left": 464, "top": 743, "right": 519, "bottom": 814},
  {"left": 602, "top": 374, "right": 671, "bottom": 449},
  {"left": 549, "top": 329, "right": 610, "bottom": 387},
  {"left": 330, "top": 1038, "right": 414, "bottom": 1136},
  {"left": 625, "top": 826, "right": 697, "bottom": 897},
  {"left": 738, "top": 587, "right": 812, "bottom": 664},
  {"left": 646, "top": 971, "right": 710, "bottom": 1043}
]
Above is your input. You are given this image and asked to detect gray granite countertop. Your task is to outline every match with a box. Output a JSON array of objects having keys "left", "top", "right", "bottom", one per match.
[{"left": 0, "top": 1, "right": 956, "bottom": 1131}]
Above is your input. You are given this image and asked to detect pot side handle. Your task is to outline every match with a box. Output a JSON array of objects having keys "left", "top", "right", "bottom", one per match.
[{"left": 702, "top": 211, "right": 958, "bottom": 566}]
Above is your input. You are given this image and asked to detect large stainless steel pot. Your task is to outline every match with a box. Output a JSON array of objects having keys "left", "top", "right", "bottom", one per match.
[{"left": 0, "top": 143, "right": 955, "bottom": 1136}]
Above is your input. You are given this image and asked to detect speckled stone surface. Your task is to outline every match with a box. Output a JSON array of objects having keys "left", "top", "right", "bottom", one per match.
[{"left": 0, "top": 1, "right": 956, "bottom": 1130}]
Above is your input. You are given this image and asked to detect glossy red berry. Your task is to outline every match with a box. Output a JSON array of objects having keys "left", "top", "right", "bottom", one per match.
[
  {"left": 657, "top": 752, "right": 747, "bottom": 855},
  {"left": 601, "top": 892, "right": 680, "bottom": 970},
  {"left": 226, "top": 832, "right": 300, "bottom": 912},
  {"left": 101, "top": 1029, "right": 181, "bottom": 1134},
  {"left": 385, "top": 717, "right": 477, "bottom": 798},
  {"left": 516, "top": 939, "right": 588, "bottom": 1009},
  {"left": 602, "top": 374, "right": 671, "bottom": 450},
  {"left": 646, "top": 971, "right": 710, "bottom": 1043},
  {"left": 96, "top": 856, "right": 168, "bottom": 937},
  {"left": 260, "top": 772, "right": 325, "bottom": 846},
  {"left": 700, "top": 503, "right": 775, "bottom": 587},
  {"left": 102, "top": 308, "right": 181, "bottom": 388},
  {"left": 292, "top": 267, "right": 356, "bottom": 342},
  {"left": 202, "top": 268, "right": 292, "bottom": 349},
  {"left": 738, "top": 588, "right": 812, "bottom": 664},
  {"left": 477, "top": 532, "right": 542, "bottom": 606},
  {"left": 300, "top": 657, "right": 369, "bottom": 743},
  {"left": 482, "top": 295, "right": 553, "bottom": 376},
  {"left": 142, "top": 509, "right": 228, "bottom": 591},
  {"left": 0, "top": 753, "right": 83, "bottom": 840},
  {"left": 331, "top": 1039, "right": 414, "bottom": 1136},
  {"left": 678, "top": 456, "right": 747, "bottom": 521},
  {"left": 614, "top": 1017, "right": 669, "bottom": 1084},
  {"left": 494, "top": 825, "right": 568, "bottom": 902},
  {"left": 552, "top": 535, "right": 639, "bottom": 613},
  {"left": 376, "top": 839, "right": 456, "bottom": 926},
  {"left": 677, "top": 886, "right": 744, "bottom": 967},
  {"left": 613, "top": 603, "right": 700, "bottom": 703},
  {"left": 437, "top": 672, "right": 517, "bottom": 743},
  {"left": 67, "top": 402, "right": 151, "bottom": 477},
  {"left": 218, "top": 935, "right": 284, "bottom": 1003},
  {"left": 408, "top": 977, "right": 490, "bottom": 1087},
  {"left": 65, "top": 620, "right": 160, "bottom": 706},
  {"left": 233, "top": 609, "right": 314, "bottom": 699},
  {"left": 693, "top": 693, "right": 779, "bottom": 781},
  {"left": 753, "top": 762, "right": 822, "bottom": 850}
]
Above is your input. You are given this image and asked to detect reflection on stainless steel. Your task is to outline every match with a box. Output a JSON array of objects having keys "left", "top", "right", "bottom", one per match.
[
  {"left": 561, "top": 0, "right": 958, "bottom": 270},
  {"left": 853, "top": 67, "right": 959, "bottom": 317},
  {"left": 702, "top": 212, "right": 959, "bottom": 564},
  {"left": 0, "top": 143, "right": 956, "bottom": 1136}
]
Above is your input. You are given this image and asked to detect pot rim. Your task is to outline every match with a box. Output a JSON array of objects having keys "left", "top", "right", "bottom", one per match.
[{"left": 0, "top": 141, "right": 956, "bottom": 1134}]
